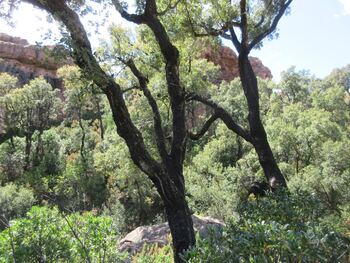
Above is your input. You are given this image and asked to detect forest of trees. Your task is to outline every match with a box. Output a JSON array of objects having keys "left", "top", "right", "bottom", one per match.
[{"left": 0, "top": 0, "right": 350, "bottom": 262}]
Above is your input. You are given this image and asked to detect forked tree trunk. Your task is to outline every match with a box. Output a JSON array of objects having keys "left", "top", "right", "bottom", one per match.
[
  {"left": 238, "top": 54, "right": 287, "bottom": 188},
  {"left": 22, "top": 2, "right": 196, "bottom": 262}
]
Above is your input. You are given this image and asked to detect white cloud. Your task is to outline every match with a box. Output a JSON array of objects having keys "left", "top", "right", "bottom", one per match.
[{"left": 338, "top": 0, "right": 350, "bottom": 15}]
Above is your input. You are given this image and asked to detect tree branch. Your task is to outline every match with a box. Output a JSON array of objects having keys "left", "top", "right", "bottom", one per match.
[
  {"left": 111, "top": 0, "right": 145, "bottom": 24},
  {"left": 157, "top": 0, "right": 182, "bottom": 16},
  {"left": 112, "top": 0, "right": 187, "bottom": 187},
  {"left": 122, "top": 86, "right": 140, "bottom": 93},
  {"left": 229, "top": 27, "right": 242, "bottom": 53},
  {"left": 145, "top": 0, "right": 158, "bottom": 15},
  {"left": 187, "top": 92, "right": 253, "bottom": 143},
  {"left": 188, "top": 113, "right": 219, "bottom": 140},
  {"left": 240, "top": 0, "right": 249, "bottom": 49},
  {"left": 184, "top": 2, "right": 240, "bottom": 39},
  {"left": 0, "top": 128, "right": 20, "bottom": 145},
  {"left": 121, "top": 58, "right": 168, "bottom": 160},
  {"left": 248, "top": 0, "right": 293, "bottom": 51},
  {"left": 24, "top": 0, "right": 162, "bottom": 179}
]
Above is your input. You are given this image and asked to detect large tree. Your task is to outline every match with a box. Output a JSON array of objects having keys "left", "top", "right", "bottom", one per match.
[
  {"left": 1, "top": 0, "right": 292, "bottom": 260},
  {"left": 13, "top": 1, "right": 195, "bottom": 261}
]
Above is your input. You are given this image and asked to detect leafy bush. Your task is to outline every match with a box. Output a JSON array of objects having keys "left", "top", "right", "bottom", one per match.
[
  {"left": 0, "top": 206, "right": 127, "bottom": 262},
  {"left": 0, "top": 183, "right": 36, "bottom": 229},
  {"left": 132, "top": 242, "right": 174, "bottom": 263},
  {"left": 185, "top": 191, "right": 350, "bottom": 263},
  {"left": 238, "top": 190, "right": 326, "bottom": 227}
]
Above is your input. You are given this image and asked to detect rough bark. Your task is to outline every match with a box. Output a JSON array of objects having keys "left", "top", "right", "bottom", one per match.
[
  {"left": 150, "top": 168, "right": 195, "bottom": 262},
  {"left": 238, "top": 54, "right": 287, "bottom": 187},
  {"left": 165, "top": 201, "right": 195, "bottom": 262},
  {"left": 115, "top": 1, "right": 196, "bottom": 259},
  {"left": 236, "top": 0, "right": 288, "bottom": 188}
]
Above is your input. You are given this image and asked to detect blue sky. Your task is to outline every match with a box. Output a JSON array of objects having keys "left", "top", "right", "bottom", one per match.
[
  {"left": 251, "top": 0, "right": 350, "bottom": 80},
  {"left": 1, "top": 0, "right": 350, "bottom": 81}
]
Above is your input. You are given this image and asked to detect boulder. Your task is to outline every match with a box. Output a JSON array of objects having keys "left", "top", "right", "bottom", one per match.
[{"left": 119, "top": 215, "right": 224, "bottom": 254}]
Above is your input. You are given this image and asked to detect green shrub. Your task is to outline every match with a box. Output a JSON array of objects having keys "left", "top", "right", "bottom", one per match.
[
  {"left": 237, "top": 190, "right": 326, "bottom": 227},
  {"left": 0, "top": 183, "right": 36, "bottom": 229},
  {"left": 185, "top": 191, "right": 350, "bottom": 263},
  {"left": 132, "top": 242, "right": 174, "bottom": 263},
  {"left": 0, "top": 206, "right": 127, "bottom": 263}
]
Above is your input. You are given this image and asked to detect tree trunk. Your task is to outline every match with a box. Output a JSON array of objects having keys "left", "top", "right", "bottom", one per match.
[
  {"left": 238, "top": 54, "right": 287, "bottom": 188},
  {"left": 78, "top": 109, "right": 86, "bottom": 163},
  {"left": 165, "top": 201, "right": 195, "bottom": 262},
  {"left": 21, "top": 3, "right": 196, "bottom": 262},
  {"left": 95, "top": 99, "right": 104, "bottom": 140},
  {"left": 24, "top": 133, "right": 32, "bottom": 171},
  {"left": 152, "top": 166, "right": 195, "bottom": 262},
  {"left": 252, "top": 136, "right": 287, "bottom": 188},
  {"left": 33, "top": 130, "right": 43, "bottom": 167}
]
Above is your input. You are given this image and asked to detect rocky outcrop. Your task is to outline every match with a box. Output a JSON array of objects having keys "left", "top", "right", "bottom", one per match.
[
  {"left": 0, "top": 33, "right": 70, "bottom": 89},
  {"left": 119, "top": 215, "right": 224, "bottom": 254},
  {"left": 0, "top": 33, "right": 271, "bottom": 89},
  {"left": 202, "top": 45, "right": 272, "bottom": 82}
]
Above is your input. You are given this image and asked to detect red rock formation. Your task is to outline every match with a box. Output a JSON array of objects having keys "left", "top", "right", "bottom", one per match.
[
  {"left": 0, "top": 33, "right": 271, "bottom": 88},
  {"left": 202, "top": 45, "right": 272, "bottom": 82},
  {"left": 0, "top": 33, "right": 70, "bottom": 89}
]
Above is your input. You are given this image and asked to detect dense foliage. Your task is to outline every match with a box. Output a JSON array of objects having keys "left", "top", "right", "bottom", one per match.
[
  {"left": 0, "top": 63, "right": 349, "bottom": 261},
  {"left": 186, "top": 191, "right": 350, "bottom": 263},
  {"left": 0, "top": 206, "right": 127, "bottom": 262}
]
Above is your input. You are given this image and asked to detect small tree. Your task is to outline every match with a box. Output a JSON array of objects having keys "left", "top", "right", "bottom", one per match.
[
  {"left": 183, "top": 0, "right": 293, "bottom": 188},
  {"left": 0, "top": 77, "right": 62, "bottom": 170}
]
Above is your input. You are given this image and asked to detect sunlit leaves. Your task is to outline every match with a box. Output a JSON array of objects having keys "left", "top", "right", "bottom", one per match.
[
  {"left": 0, "top": 77, "right": 62, "bottom": 134},
  {"left": 0, "top": 206, "right": 127, "bottom": 262}
]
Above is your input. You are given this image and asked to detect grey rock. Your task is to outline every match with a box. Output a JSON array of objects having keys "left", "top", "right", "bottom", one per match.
[{"left": 119, "top": 215, "right": 224, "bottom": 254}]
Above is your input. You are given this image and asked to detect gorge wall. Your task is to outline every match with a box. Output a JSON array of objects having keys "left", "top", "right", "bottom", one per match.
[
  {"left": 0, "top": 33, "right": 69, "bottom": 90},
  {"left": 0, "top": 33, "right": 272, "bottom": 90},
  {"left": 202, "top": 45, "right": 272, "bottom": 82}
]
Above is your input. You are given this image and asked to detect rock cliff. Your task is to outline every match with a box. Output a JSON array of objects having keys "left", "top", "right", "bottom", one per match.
[
  {"left": 0, "top": 33, "right": 272, "bottom": 89},
  {"left": 202, "top": 45, "right": 272, "bottom": 82},
  {"left": 0, "top": 33, "right": 70, "bottom": 89}
]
